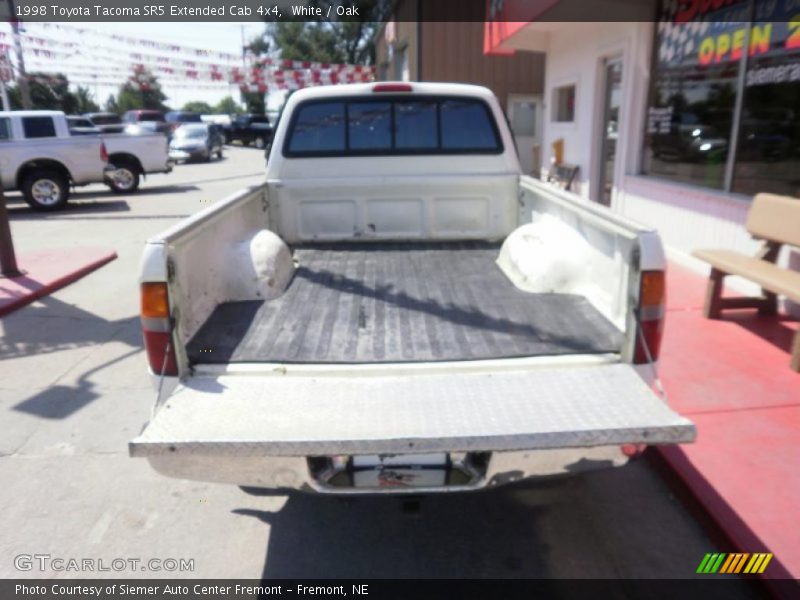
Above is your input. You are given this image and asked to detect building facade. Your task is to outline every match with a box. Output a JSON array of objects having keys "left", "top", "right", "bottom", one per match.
[
  {"left": 375, "top": 0, "right": 546, "bottom": 173},
  {"left": 485, "top": 0, "right": 800, "bottom": 313}
]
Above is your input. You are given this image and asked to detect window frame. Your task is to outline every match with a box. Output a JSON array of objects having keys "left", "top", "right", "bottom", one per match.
[{"left": 282, "top": 94, "right": 504, "bottom": 158}]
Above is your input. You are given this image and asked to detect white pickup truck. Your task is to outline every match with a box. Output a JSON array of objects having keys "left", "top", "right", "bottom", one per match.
[
  {"left": 131, "top": 83, "right": 695, "bottom": 494},
  {"left": 0, "top": 110, "right": 171, "bottom": 210}
]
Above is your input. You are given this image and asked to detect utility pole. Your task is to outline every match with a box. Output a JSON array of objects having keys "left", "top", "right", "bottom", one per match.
[
  {"left": 241, "top": 24, "right": 247, "bottom": 71},
  {"left": 239, "top": 24, "right": 248, "bottom": 110},
  {"left": 8, "top": 0, "right": 31, "bottom": 109},
  {"left": 0, "top": 2, "right": 20, "bottom": 275}
]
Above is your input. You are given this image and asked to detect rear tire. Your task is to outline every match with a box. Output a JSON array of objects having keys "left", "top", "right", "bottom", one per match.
[
  {"left": 22, "top": 169, "right": 69, "bottom": 211},
  {"left": 107, "top": 161, "right": 141, "bottom": 194},
  {"left": 254, "top": 136, "right": 266, "bottom": 150}
]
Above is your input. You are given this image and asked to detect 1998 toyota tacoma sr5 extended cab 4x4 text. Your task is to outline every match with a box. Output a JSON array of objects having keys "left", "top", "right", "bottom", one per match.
[{"left": 131, "top": 82, "right": 695, "bottom": 494}]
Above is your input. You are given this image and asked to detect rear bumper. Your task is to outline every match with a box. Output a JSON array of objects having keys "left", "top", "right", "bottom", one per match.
[{"left": 141, "top": 446, "right": 632, "bottom": 494}]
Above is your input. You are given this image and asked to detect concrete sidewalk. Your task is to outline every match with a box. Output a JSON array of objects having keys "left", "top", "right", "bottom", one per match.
[
  {"left": 0, "top": 247, "right": 117, "bottom": 317},
  {"left": 658, "top": 263, "right": 799, "bottom": 593}
]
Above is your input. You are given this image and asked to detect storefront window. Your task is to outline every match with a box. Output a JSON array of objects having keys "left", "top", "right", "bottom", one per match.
[
  {"left": 732, "top": 21, "right": 800, "bottom": 197},
  {"left": 642, "top": 1, "right": 800, "bottom": 197},
  {"left": 643, "top": 16, "right": 743, "bottom": 190}
]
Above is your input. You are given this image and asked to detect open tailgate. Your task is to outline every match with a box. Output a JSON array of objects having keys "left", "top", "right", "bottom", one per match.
[{"left": 130, "top": 363, "right": 695, "bottom": 457}]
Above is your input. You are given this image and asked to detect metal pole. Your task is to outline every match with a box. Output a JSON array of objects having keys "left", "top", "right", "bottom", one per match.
[
  {"left": 8, "top": 0, "right": 31, "bottom": 109},
  {"left": 239, "top": 25, "right": 247, "bottom": 109},
  {"left": 0, "top": 180, "right": 20, "bottom": 277},
  {"left": 241, "top": 25, "right": 246, "bottom": 70},
  {"left": 723, "top": 3, "right": 754, "bottom": 193}
]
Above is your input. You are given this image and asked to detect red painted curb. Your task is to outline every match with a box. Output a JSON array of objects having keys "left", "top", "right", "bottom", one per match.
[
  {"left": 0, "top": 248, "right": 117, "bottom": 317},
  {"left": 658, "top": 446, "right": 793, "bottom": 580},
  {"left": 659, "top": 262, "right": 800, "bottom": 596}
]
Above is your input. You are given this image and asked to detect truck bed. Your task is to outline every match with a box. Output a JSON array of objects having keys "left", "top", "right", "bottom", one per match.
[{"left": 186, "top": 242, "right": 624, "bottom": 364}]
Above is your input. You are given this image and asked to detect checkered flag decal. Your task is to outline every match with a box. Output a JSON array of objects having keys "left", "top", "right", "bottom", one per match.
[{"left": 657, "top": 0, "right": 711, "bottom": 65}]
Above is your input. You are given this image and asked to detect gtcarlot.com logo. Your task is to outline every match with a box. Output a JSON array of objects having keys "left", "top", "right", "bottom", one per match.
[
  {"left": 14, "top": 554, "right": 194, "bottom": 573},
  {"left": 697, "top": 552, "right": 772, "bottom": 575}
]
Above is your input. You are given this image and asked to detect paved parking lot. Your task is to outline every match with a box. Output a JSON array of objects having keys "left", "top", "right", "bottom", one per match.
[{"left": 0, "top": 146, "right": 762, "bottom": 588}]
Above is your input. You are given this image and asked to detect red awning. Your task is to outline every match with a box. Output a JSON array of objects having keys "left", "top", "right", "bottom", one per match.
[{"left": 483, "top": 0, "right": 562, "bottom": 55}]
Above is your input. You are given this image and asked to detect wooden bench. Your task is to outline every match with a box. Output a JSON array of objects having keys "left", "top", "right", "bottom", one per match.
[{"left": 693, "top": 193, "right": 800, "bottom": 371}]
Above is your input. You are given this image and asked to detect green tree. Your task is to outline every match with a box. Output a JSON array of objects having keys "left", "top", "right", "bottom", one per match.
[
  {"left": 269, "top": 22, "right": 345, "bottom": 63},
  {"left": 247, "top": 34, "right": 270, "bottom": 57},
  {"left": 237, "top": 34, "right": 267, "bottom": 114},
  {"left": 116, "top": 66, "right": 169, "bottom": 113},
  {"left": 8, "top": 72, "right": 79, "bottom": 112},
  {"left": 242, "top": 90, "right": 265, "bottom": 114},
  {"left": 104, "top": 94, "right": 119, "bottom": 114},
  {"left": 215, "top": 95, "right": 242, "bottom": 115},
  {"left": 265, "top": 1, "right": 390, "bottom": 65},
  {"left": 181, "top": 100, "right": 214, "bottom": 114},
  {"left": 74, "top": 86, "right": 99, "bottom": 113}
]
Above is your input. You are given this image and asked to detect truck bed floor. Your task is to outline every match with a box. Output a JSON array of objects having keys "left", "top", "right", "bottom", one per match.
[{"left": 186, "top": 242, "right": 624, "bottom": 364}]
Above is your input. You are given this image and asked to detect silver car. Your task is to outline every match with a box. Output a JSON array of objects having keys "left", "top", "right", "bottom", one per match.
[{"left": 168, "top": 123, "right": 224, "bottom": 162}]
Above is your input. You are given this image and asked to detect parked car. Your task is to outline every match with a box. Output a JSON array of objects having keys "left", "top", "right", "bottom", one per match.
[
  {"left": 168, "top": 123, "right": 223, "bottom": 162},
  {"left": 165, "top": 111, "right": 202, "bottom": 135},
  {"left": 222, "top": 113, "right": 272, "bottom": 148},
  {"left": 122, "top": 110, "right": 168, "bottom": 134},
  {"left": 66, "top": 116, "right": 101, "bottom": 136},
  {"left": 84, "top": 112, "right": 124, "bottom": 134},
  {"left": 0, "top": 110, "right": 172, "bottom": 208},
  {"left": 131, "top": 83, "right": 696, "bottom": 494}
]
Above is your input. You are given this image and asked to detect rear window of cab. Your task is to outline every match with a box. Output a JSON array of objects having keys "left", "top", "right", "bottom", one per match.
[{"left": 284, "top": 96, "right": 503, "bottom": 157}]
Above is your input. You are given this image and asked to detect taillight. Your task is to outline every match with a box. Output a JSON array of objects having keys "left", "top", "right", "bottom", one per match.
[
  {"left": 141, "top": 282, "right": 178, "bottom": 376},
  {"left": 100, "top": 142, "right": 108, "bottom": 163},
  {"left": 621, "top": 443, "right": 647, "bottom": 457},
  {"left": 373, "top": 83, "right": 412, "bottom": 93},
  {"left": 634, "top": 270, "right": 666, "bottom": 364}
]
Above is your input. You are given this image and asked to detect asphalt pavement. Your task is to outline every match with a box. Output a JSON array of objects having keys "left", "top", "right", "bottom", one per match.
[{"left": 0, "top": 146, "right": 765, "bottom": 589}]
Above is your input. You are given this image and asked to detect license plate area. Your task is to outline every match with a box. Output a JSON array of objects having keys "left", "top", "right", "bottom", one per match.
[{"left": 308, "top": 452, "right": 490, "bottom": 490}]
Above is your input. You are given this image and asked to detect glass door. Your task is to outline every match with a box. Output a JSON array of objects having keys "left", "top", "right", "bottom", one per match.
[
  {"left": 507, "top": 95, "right": 543, "bottom": 176},
  {"left": 597, "top": 58, "right": 623, "bottom": 206}
]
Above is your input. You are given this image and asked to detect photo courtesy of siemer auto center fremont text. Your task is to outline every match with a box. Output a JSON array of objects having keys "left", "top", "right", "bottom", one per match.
[{"left": 0, "top": 0, "right": 798, "bottom": 598}]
